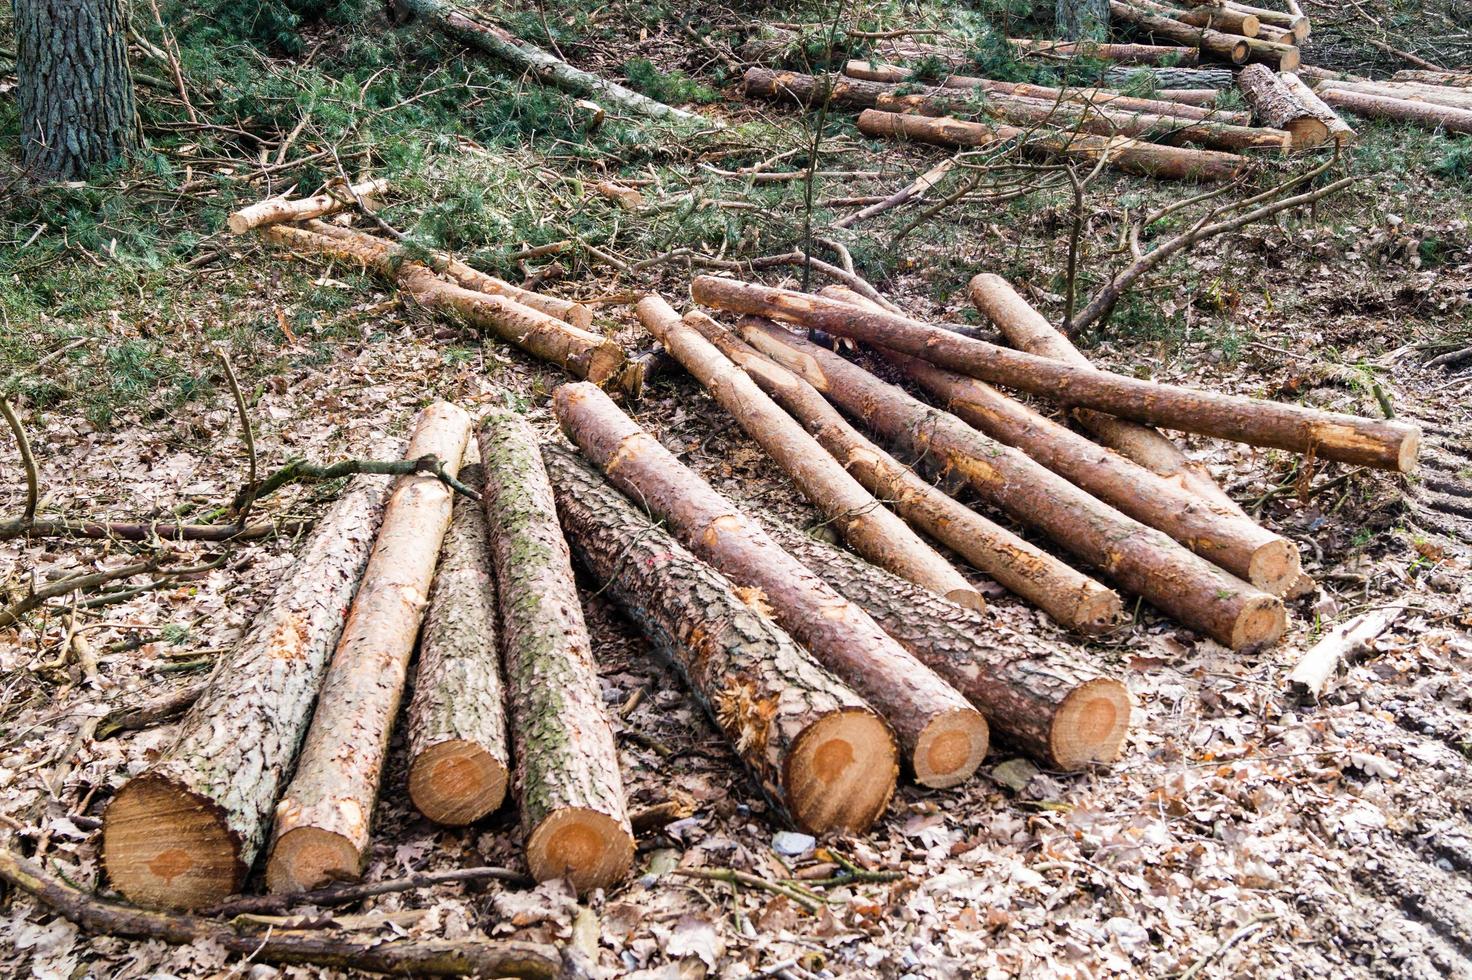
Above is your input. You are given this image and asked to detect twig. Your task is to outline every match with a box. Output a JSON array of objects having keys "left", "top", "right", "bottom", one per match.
[
  {"left": 215, "top": 350, "right": 259, "bottom": 525},
  {"left": 0, "top": 396, "right": 38, "bottom": 521},
  {"left": 0, "top": 517, "right": 308, "bottom": 544},
  {"left": 232, "top": 454, "right": 479, "bottom": 512},
  {"left": 96, "top": 681, "right": 210, "bottom": 739},
  {"left": 2, "top": 558, "right": 173, "bottom": 630},
  {"left": 202, "top": 866, "right": 532, "bottom": 918},
  {"left": 78, "top": 555, "right": 228, "bottom": 609},
  {"left": 799, "top": 0, "right": 851, "bottom": 291},
  {"left": 673, "top": 867, "right": 824, "bottom": 914},
  {"left": 1178, "top": 914, "right": 1278, "bottom": 979}
]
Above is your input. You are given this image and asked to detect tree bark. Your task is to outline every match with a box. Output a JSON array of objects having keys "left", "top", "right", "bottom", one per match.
[
  {"left": 1315, "top": 87, "right": 1472, "bottom": 134},
  {"left": 1237, "top": 64, "right": 1329, "bottom": 146},
  {"left": 1123, "top": 0, "right": 1301, "bottom": 68},
  {"left": 266, "top": 403, "right": 471, "bottom": 895},
  {"left": 1008, "top": 39, "right": 1202, "bottom": 65},
  {"left": 228, "top": 180, "right": 390, "bottom": 235},
  {"left": 691, "top": 276, "right": 1422, "bottom": 473},
  {"left": 1057, "top": 0, "right": 1112, "bottom": 41},
  {"left": 1315, "top": 78, "right": 1472, "bottom": 112},
  {"left": 551, "top": 382, "right": 989, "bottom": 788},
  {"left": 543, "top": 444, "right": 899, "bottom": 833},
  {"left": 1393, "top": 70, "right": 1472, "bottom": 88},
  {"left": 1180, "top": 0, "right": 1308, "bottom": 38},
  {"left": 856, "top": 110, "right": 1249, "bottom": 182},
  {"left": 403, "top": 463, "right": 510, "bottom": 827},
  {"left": 1279, "top": 73, "right": 1356, "bottom": 145},
  {"left": 634, "top": 294, "right": 983, "bottom": 610},
  {"left": 14, "top": 0, "right": 138, "bottom": 179},
  {"left": 736, "top": 320, "right": 1288, "bottom": 650},
  {"left": 1103, "top": 65, "right": 1235, "bottom": 89},
  {"left": 264, "top": 222, "right": 624, "bottom": 383},
  {"left": 769, "top": 524, "right": 1133, "bottom": 769},
  {"left": 478, "top": 410, "right": 633, "bottom": 894},
  {"left": 1161, "top": 3, "right": 1260, "bottom": 37},
  {"left": 681, "top": 310, "right": 1123, "bottom": 634},
  {"left": 1103, "top": 4, "right": 1251, "bottom": 63},
  {"left": 102, "top": 476, "right": 392, "bottom": 910}
]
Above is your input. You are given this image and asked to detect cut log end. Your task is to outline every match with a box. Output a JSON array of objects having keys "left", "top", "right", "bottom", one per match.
[
  {"left": 1050, "top": 678, "right": 1134, "bottom": 770},
  {"left": 265, "top": 826, "right": 360, "bottom": 895},
  {"left": 226, "top": 213, "right": 253, "bottom": 236},
  {"left": 407, "top": 739, "right": 510, "bottom": 826},
  {"left": 1249, "top": 537, "right": 1305, "bottom": 596},
  {"left": 102, "top": 776, "right": 243, "bottom": 910},
  {"left": 1284, "top": 116, "right": 1330, "bottom": 146},
  {"left": 784, "top": 707, "right": 899, "bottom": 834},
  {"left": 526, "top": 808, "right": 635, "bottom": 894},
  {"left": 585, "top": 342, "right": 628, "bottom": 386},
  {"left": 1231, "top": 595, "right": 1289, "bottom": 651},
  {"left": 911, "top": 708, "right": 989, "bottom": 789},
  {"left": 1278, "top": 48, "right": 1301, "bottom": 73},
  {"left": 1397, "top": 427, "right": 1422, "bottom": 474},
  {"left": 944, "top": 586, "right": 987, "bottom": 611},
  {"left": 1073, "top": 589, "right": 1128, "bottom": 635},
  {"left": 1229, "top": 39, "right": 1251, "bottom": 63}
]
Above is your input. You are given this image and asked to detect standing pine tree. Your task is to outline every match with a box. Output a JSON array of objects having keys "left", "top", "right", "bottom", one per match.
[
  {"left": 14, "top": 0, "right": 140, "bottom": 179},
  {"left": 1056, "top": 0, "right": 1110, "bottom": 40}
]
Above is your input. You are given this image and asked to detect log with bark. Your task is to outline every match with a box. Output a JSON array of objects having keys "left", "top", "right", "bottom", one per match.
[
  {"left": 1103, "top": 65, "right": 1235, "bottom": 89},
  {"left": 1314, "top": 86, "right": 1472, "bottom": 135},
  {"left": 1236, "top": 64, "right": 1329, "bottom": 146},
  {"left": 478, "top": 409, "right": 633, "bottom": 893},
  {"left": 264, "top": 222, "right": 623, "bottom": 383},
  {"left": 543, "top": 444, "right": 899, "bottom": 832},
  {"left": 101, "top": 476, "right": 392, "bottom": 910},
  {"left": 552, "top": 382, "right": 989, "bottom": 788},
  {"left": 403, "top": 462, "right": 510, "bottom": 826},
  {"left": 265, "top": 403, "right": 471, "bottom": 895},
  {"left": 1314, "top": 78, "right": 1472, "bottom": 112},
  {"left": 635, "top": 294, "right": 983, "bottom": 610},
  {"left": 1128, "top": 0, "right": 1303, "bottom": 69},
  {"left": 770, "top": 523, "right": 1133, "bottom": 769},
  {"left": 1162, "top": 3, "right": 1260, "bottom": 37},
  {"left": 690, "top": 276, "right": 1421, "bottom": 472},
  {"left": 1179, "top": 0, "right": 1308, "bottom": 39},
  {"left": 1278, "top": 72, "right": 1356, "bottom": 144},
  {"left": 1104, "top": 3, "right": 1251, "bottom": 63},
  {"left": 1393, "top": 70, "right": 1472, "bottom": 88},
  {"left": 856, "top": 110, "right": 1250, "bottom": 182},
  {"left": 228, "top": 179, "right": 389, "bottom": 235},
  {"left": 1008, "top": 38, "right": 1202, "bottom": 65},
  {"left": 733, "top": 320, "right": 1287, "bottom": 650},
  {"left": 682, "top": 309, "right": 1123, "bottom": 633}
]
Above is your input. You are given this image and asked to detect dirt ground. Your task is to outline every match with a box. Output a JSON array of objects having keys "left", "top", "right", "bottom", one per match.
[{"left": 3, "top": 2, "right": 1472, "bottom": 978}]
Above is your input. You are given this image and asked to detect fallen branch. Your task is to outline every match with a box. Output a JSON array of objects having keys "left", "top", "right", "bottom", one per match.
[
  {"left": 2, "top": 558, "right": 173, "bottom": 630},
  {"left": 1287, "top": 606, "right": 1404, "bottom": 697},
  {"left": 96, "top": 682, "right": 210, "bottom": 740},
  {"left": 201, "top": 866, "right": 531, "bottom": 918},
  {"left": 0, "top": 396, "right": 37, "bottom": 521},
  {"left": 0, "top": 517, "right": 309, "bottom": 544},
  {"left": 231, "top": 453, "right": 479, "bottom": 512}
]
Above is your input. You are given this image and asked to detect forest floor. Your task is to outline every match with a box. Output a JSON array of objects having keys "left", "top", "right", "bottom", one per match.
[{"left": 2, "top": 0, "right": 1472, "bottom": 977}]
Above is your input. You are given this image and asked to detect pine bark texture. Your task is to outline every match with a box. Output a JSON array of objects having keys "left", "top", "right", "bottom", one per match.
[
  {"left": 1165, "top": 4, "right": 1260, "bottom": 37},
  {"left": 635, "top": 294, "right": 982, "bottom": 610},
  {"left": 736, "top": 320, "right": 1287, "bottom": 651},
  {"left": 1103, "top": 4, "right": 1251, "bottom": 63},
  {"left": 1315, "top": 78, "right": 1472, "bottom": 112},
  {"left": 228, "top": 180, "right": 390, "bottom": 235},
  {"left": 1057, "top": 0, "right": 1112, "bottom": 40},
  {"left": 770, "top": 524, "right": 1133, "bottom": 770},
  {"left": 266, "top": 403, "right": 471, "bottom": 894},
  {"left": 15, "top": 0, "right": 138, "bottom": 179},
  {"left": 1393, "top": 70, "right": 1472, "bottom": 88},
  {"left": 551, "top": 382, "right": 988, "bottom": 788},
  {"left": 1103, "top": 65, "right": 1235, "bottom": 89},
  {"left": 264, "top": 222, "right": 623, "bottom": 383},
  {"left": 1008, "top": 39, "right": 1202, "bottom": 65},
  {"left": 404, "top": 463, "right": 511, "bottom": 826},
  {"left": 543, "top": 445, "right": 899, "bottom": 833},
  {"left": 101, "top": 476, "right": 391, "bottom": 910},
  {"left": 1236, "top": 64, "right": 1327, "bottom": 145},
  {"left": 1180, "top": 0, "right": 1307, "bottom": 38},
  {"left": 1278, "top": 73, "right": 1356, "bottom": 144},
  {"left": 683, "top": 310, "right": 1123, "bottom": 634},
  {"left": 478, "top": 410, "right": 633, "bottom": 894},
  {"left": 1315, "top": 87, "right": 1472, "bottom": 135},
  {"left": 690, "top": 276, "right": 1422, "bottom": 472},
  {"left": 856, "top": 110, "right": 1249, "bottom": 182}
]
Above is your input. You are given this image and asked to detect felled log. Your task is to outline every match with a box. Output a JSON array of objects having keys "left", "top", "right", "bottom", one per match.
[
  {"left": 391, "top": 0, "right": 705, "bottom": 124},
  {"left": 478, "top": 410, "right": 633, "bottom": 893},
  {"left": 1103, "top": 65, "right": 1235, "bottom": 89},
  {"left": 835, "top": 157, "right": 954, "bottom": 228},
  {"left": 770, "top": 524, "right": 1132, "bottom": 769},
  {"left": 857, "top": 110, "right": 1250, "bottom": 182},
  {"left": 543, "top": 445, "right": 899, "bottom": 832},
  {"left": 552, "top": 382, "right": 989, "bottom": 788},
  {"left": 683, "top": 309, "right": 1123, "bottom": 633},
  {"left": 1238, "top": 35, "right": 1302, "bottom": 71},
  {"left": 1237, "top": 64, "right": 1329, "bottom": 146},
  {"left": 265, "top": 403, "right": 471, "bottom": 894},
  {"left": 736, "top": 321, "right": 1286, "bottom": 650},
  {"left": 228, "top": 179, "right": 388, "bottom": 235},
  {"left": 1315, "top": 78, "right": 1472, "bottom": 112},
  {"left": 1126, "top": 0, "right": 1303, "bottom": 69},
  {"left": 102, "top": 476, "right": 391, "bottom": 910},
  {"left": 1287, "top": 606, "right": 1403, "bottom": 697},
  {"left": 1163, "top": 3, "right": 1259, "bottom": 37},
  {"left": 1105, "top": 3, "right": 1250, "bottom": 63},
  {"left": 403, "top": 463, "right": 510, "bottom": 826},
  {"left": 1315, "top": 86, "right": 1472, "bottom": 135},
  {"left": 1180, "top": 0, "right": 1308, "bottom": 39},
  {"left": 1278, "top": 72, "right": 1355, "bottom": 145},
  {"left": 635, "top": 294, "right": 983, "bottom": 609},
  {"left": 1393, "top": 70, "right": 1472, "bottom": 88},
  {"left": 264, "top": 222, "right": 623, "bottom": 383},
  {"left": 691, "top": 277, "right": 1422, "bottom": 473},
  {"left": 1008, "top": 38, "right": 1201, "bottom": 65}
]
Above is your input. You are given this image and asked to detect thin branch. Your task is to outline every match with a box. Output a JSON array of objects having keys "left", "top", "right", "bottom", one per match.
[
  {"left": 232, "top": 454, "right": 479, "bottom": 513},
  {"left": 1, "top": 558, "right": 172, "bottom": 630},
  {"left": 202, "top": 866, "right": 533, "bottom": 918},
  {"left": 215, "top": 350, "right": 258, "bottom": 525},
  {"left": 0, "top": 396, "right": 38, "bottom": 521},
  {"left": 0, "top": 517, "right": 308, "bottom": 544}
]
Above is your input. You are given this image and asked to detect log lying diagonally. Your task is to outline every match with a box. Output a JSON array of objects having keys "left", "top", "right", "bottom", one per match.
[
  {"left": 228, "top": 179, "right": 389, "bottom": 234},
  {"left": 1236, "top": 64, "right": 1329, "bottom": 147},
  {"left": 543, "top": 444, "right": 899, "bottom": 832},
  {"left": 551, "top": 381, "right": 989, "bottom": 788},
  {"left": 690, "top": 276, "right": 1421, "bottom": 472},
  {"left": 734, "top": 320, "right": 1287, "bottom": 651}
]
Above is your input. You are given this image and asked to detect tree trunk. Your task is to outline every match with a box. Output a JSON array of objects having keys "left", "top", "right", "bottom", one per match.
[
  {"left": 1237, "top": 64, "right": 1330, "bottom": 146},
  {"left": 1008, "top": 38, "right": 1202, "bottom": 65},
  {"left": 736, "top": 321, "right": 1288, "bottom": 651},
  {"left": 1102, "top": 5, "right": 1251, "bottom": 63},
  {"left": 228, "top": 180, "right": 390, "bottom": 235},
  {"left": 551, "top": 382, "right": 989, "bottom": 788},
  {"left": 265, "top": 403, "right": 471, "bottom": 895},
  {"left": 101, "top": 477, "right": 392, "bottom": 910},
  {"left": 1315, "top": 87, "right": 1472, "bottom": 134},
  {"left": 403, "top": 463, "right": 510, "bottom": 827},
  {"left": 477, "top": 410, "right": 633, "bottom": 894},
  {"left": 681, "top": 310, "right": 1124, "bottom": 634},
  {"left": 769, "top": 524, "right": 1133, "bottom": 769},
  {"left": 264, "top": 222, "right": 624, "bottom": 383},
  {"left": 856, "top": 110, "right": 1249, "bottom": 182},
  {"left": 391, "top": 0, "right": 706, "bottom": 125},
  {"left": 634, "top": 294, "right": 983, "bottom": 610},
  {"left": 14, "top": 0, "right": 138, "bottom": 179},
  {"left": 1279, "top": 73, "right": 1356, "bottom": 145},
  {"left": 1057, "top": 0, "right": 1112, "bottom": 40},
  {"left": 1103, "top": 65, "right": 1235, "bottom": 89},
  {"left": 542, "top": 444, "right": 899, "bottom": 833},
  {"left": 690, "top": 276, "right": 1421, "bottom": 472}
]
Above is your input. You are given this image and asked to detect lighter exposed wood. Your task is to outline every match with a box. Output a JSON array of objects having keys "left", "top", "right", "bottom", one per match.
[
  {"left": 1279, "top": 73, "right": 1356, "bottom": 145},
  {"left": 594, "top": 180, "right": 643, "bottom": 208},
  {"left": 1317, "top": 78, "right": 1472, "bottom": 112},
  {"left": 1288, "top": 607, "right": 1404, "bottom": 696},
  {"left": 1316, "top": 87, "right": 1472, "bottom": 135},
  {"left": 1393, "top": 70, "right": 1472, "bottom": 88},
  {"left": 228, "top": 179, "right": 388, "bottom": 234},
  {"left": 1237, "top": 64, "right": 1329, "bottom": 146},
  {"left": 1105, "top": 3, "right": 1250, "bottom": 63},
  {"left": 1008, "top": 38, "right": 1202, "bottom": 65}
]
